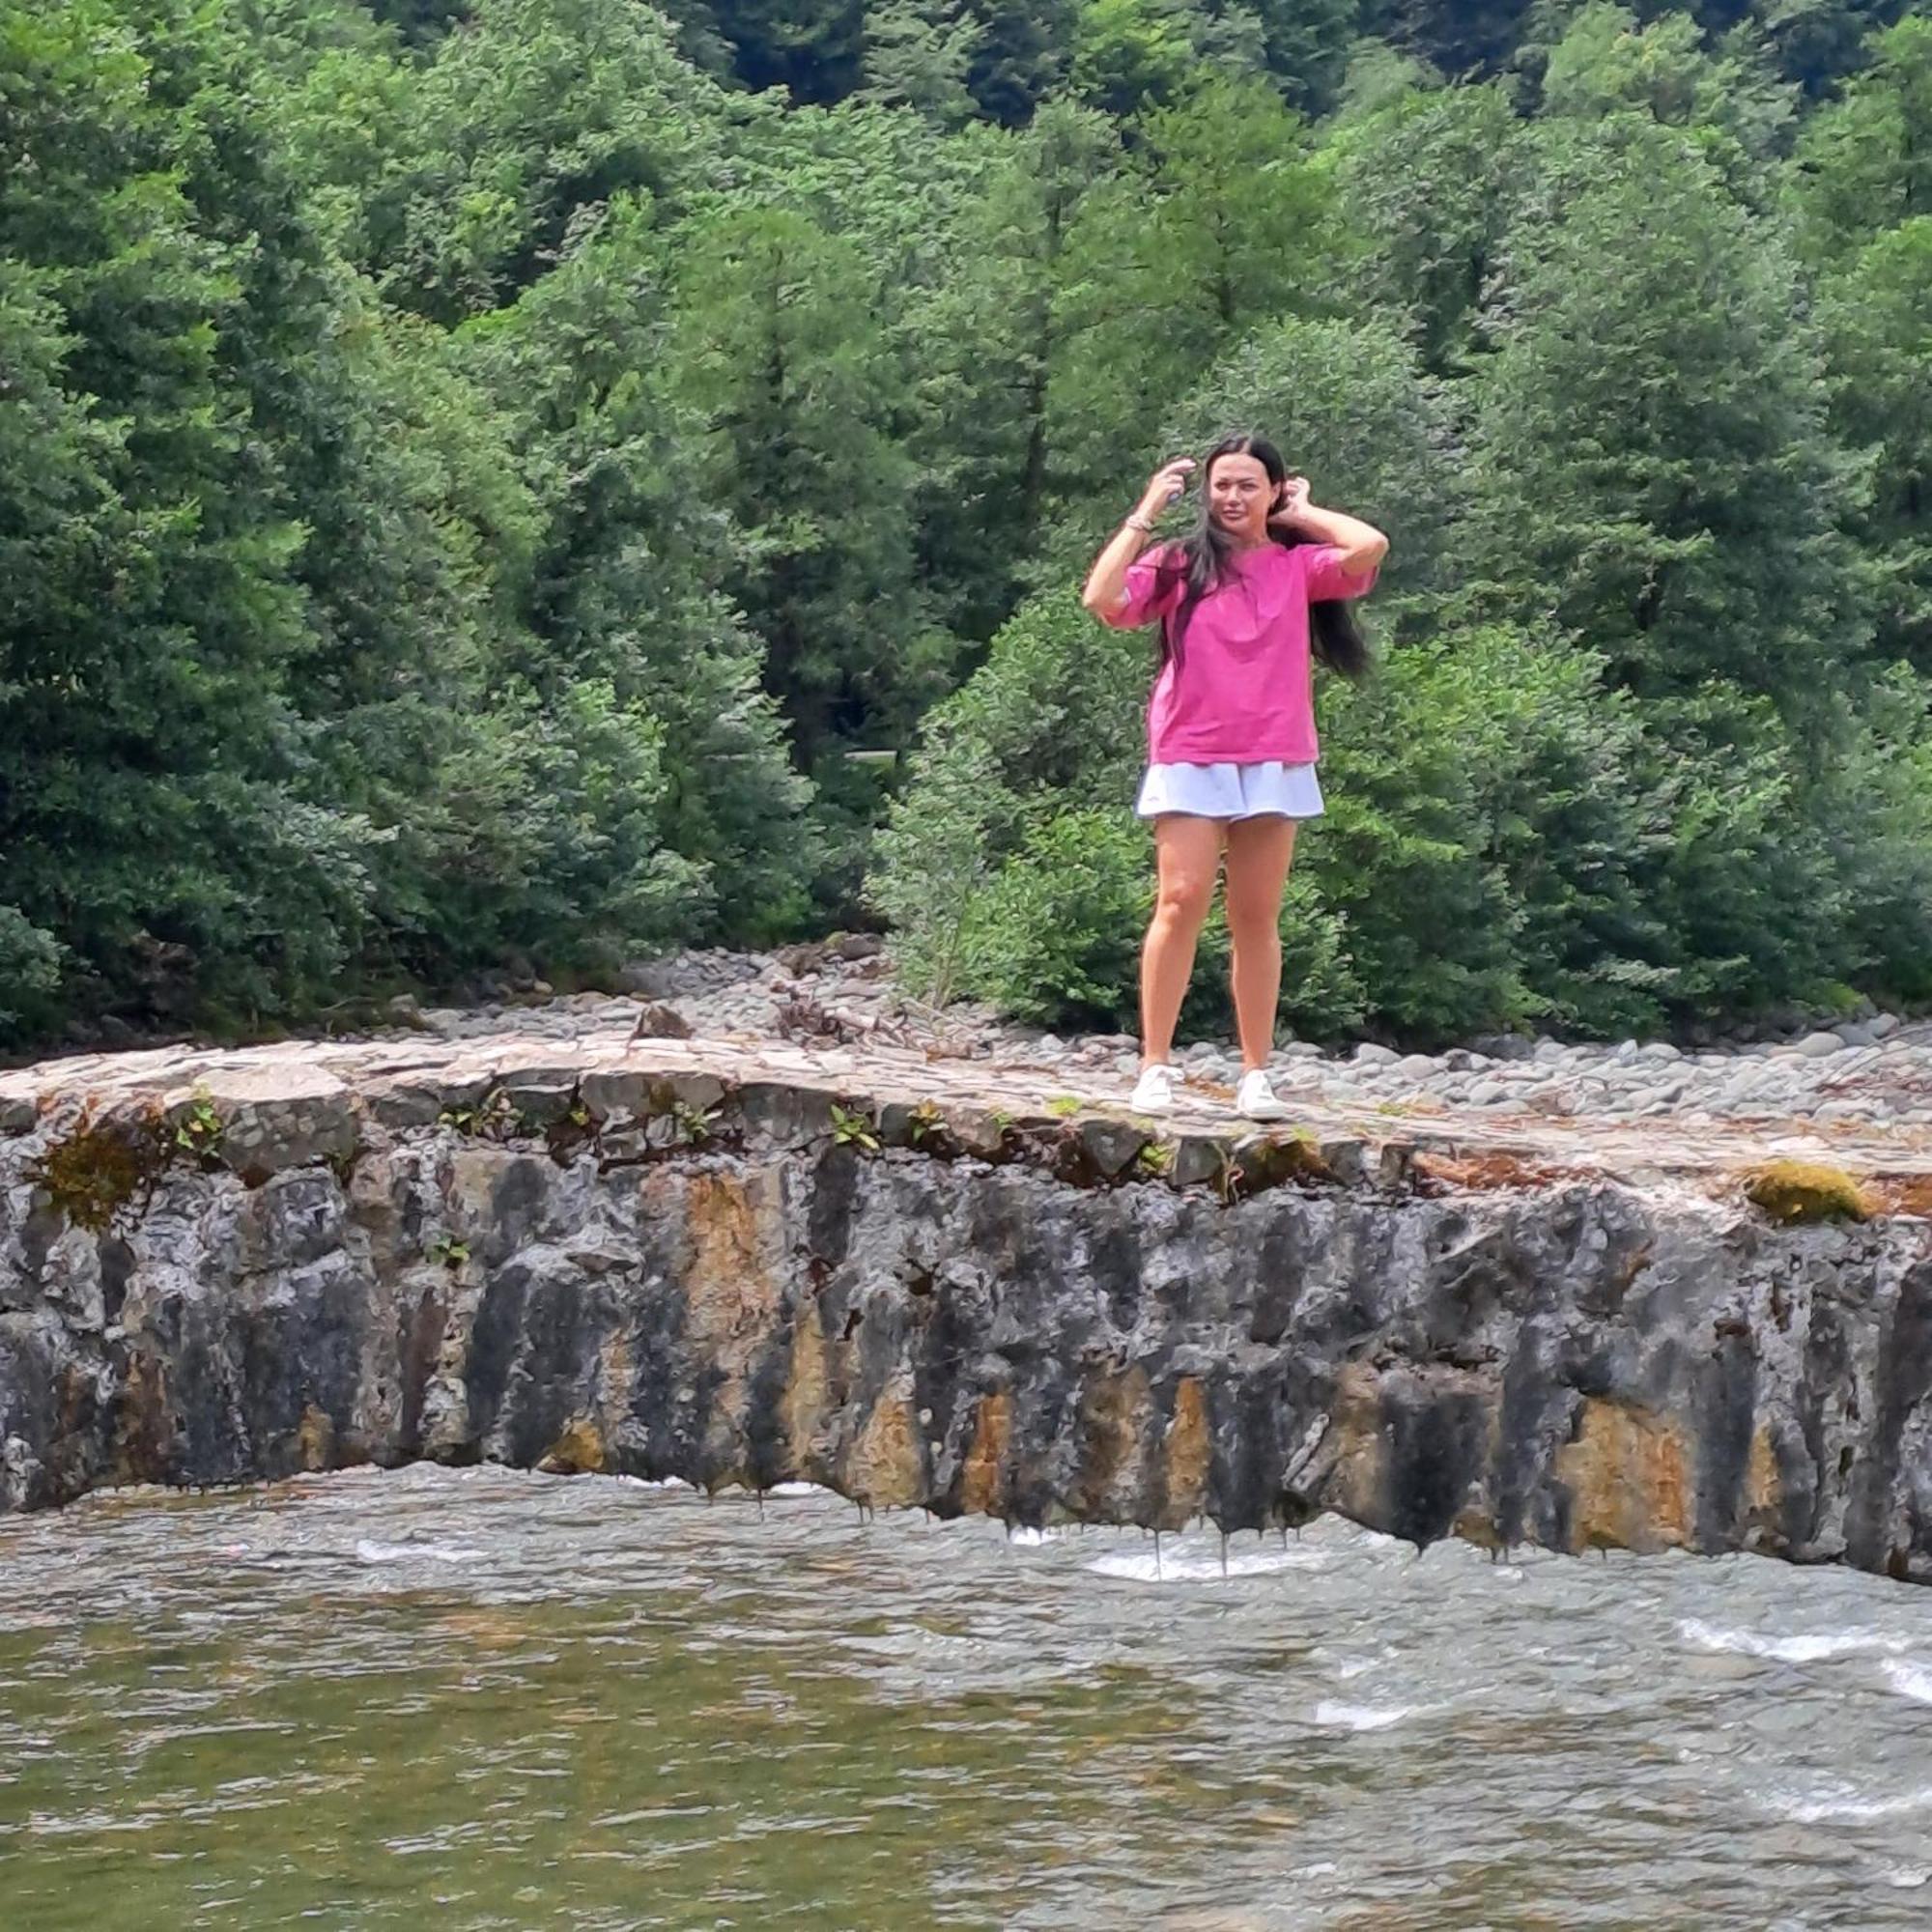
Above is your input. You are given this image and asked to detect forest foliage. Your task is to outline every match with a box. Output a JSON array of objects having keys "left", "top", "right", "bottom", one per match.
[{"left": 1, "top": 0, "right": 1927, "bottom": 1045}]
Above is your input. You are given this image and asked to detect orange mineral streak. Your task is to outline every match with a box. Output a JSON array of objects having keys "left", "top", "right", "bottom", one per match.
[
  {"left": 673, "top": 1168, "right": 783, "bottom": 1471},
  {"left": 1155, "top": 1376, "right": 1211, "bottom": 1529},
  {"left": 1557, "top": 1398, "right": 1692, "bottom": 1553},
  {"left": 1074, "top": 1367, "right": 1153, "bottom": 1521},
  {"left": 539, "top": 1414, "right": 608, "bottom": 1476},
  {"left": 297, "top": 1403, "right": 335, "bottom": 1473},
  {"left": 847, "top": 1378, "right": 923, "bottom": 1510},
  {"left": 783, "top": 1300, "right": 835, "bottom": 1486},
  {"left": 959, "top": 1392, "right": 1011, "bottom": 1518}
]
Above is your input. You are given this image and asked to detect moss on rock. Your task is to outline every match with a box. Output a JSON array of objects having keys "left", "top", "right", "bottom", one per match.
[{"left": 1743, "top": 1159, "right": 1874, "bottom": 1225}]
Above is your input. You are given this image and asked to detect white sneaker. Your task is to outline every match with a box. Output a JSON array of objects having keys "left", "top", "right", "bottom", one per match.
[
  {"left": 1236, "top": 1068, "right": 1291, "bottom": 1122},
  {"left": 1130, "top": 1063, "right": 1179, "bottom": 1114}
]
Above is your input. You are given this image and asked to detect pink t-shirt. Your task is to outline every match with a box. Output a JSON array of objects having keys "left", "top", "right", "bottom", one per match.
[{"left": 1102, "top": 540, "right": 1378, "bottom": 765}]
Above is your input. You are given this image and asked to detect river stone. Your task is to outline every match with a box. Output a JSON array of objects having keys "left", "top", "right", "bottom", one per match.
[
  {"left": 1792, "top": 1032, "right": 1847, "bottom": 1059},
  {"left": 189, "top": 1066, "right": 356, "bottom": 1178},
  {"left": 1078, "top": 1119, "right": 1148, "bottom": 1179}
]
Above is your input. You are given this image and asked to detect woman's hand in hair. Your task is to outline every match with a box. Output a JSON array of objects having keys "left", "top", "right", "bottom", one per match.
[
  {"left": 1137, "top": 457, "right": 1197, "bottom": 521},
  {"left": 1267, "top": 475, "right": 1313, "bottom": 527}
]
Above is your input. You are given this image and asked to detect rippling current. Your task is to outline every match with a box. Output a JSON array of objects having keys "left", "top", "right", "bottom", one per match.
[{"left": 1, "top": 1467, "right": 1929, "bottom": 1929}]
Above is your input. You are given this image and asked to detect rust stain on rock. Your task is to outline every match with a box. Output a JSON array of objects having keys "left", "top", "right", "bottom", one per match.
[
  {"left": 1156, "top": 1376, "right": 1211, "bottom": 1528},
  {"left": 112, "top": 1353, "right": 172, "bottom": 1487},
  {"left": 1743, "top": 1420, "right": 1781, "bottom": 1535},
  {"left": 672, "top": 1170, "right": 784, "bottom": 1470},
  {"left": 1557, "top": 1397, "right": 1691, "bottom": 1552},
  {"left": 681, "top": 1172, "right": 781, "bottom": 1346},
  {"left": 1413, "top": 1151, "right": 1588, "bottom": 1193},
  {"left": 1074, "top": 1366, "right": 1152, "bottom": 1520},
  {"left": 540, "top": 1413, "right": 607, "bottom": 1475},
  {"left": 846, "top": 1377, "right": 923, "bottom": 1509},
  {"left": 783, "top": 1301, "right": 834, "bottom": 1484},
  {"left": 1324, "top": 1360, "right": 1387, "bottom": 1525},
  {"left": 960, "top": 1392, "right": 1010, "bottom": 1518},
  {"left": 298, "top": 1404, "right": 335, "bottom": 1472}
]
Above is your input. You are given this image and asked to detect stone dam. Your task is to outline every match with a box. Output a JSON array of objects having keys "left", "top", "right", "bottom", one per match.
[{"left": 1, "top": 1010, "right": 1930, "bottom": 1583}]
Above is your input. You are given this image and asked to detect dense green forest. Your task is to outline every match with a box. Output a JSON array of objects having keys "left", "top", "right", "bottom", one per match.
[{"left": 2, "top": 0, "right": 1928, "bottom": 1049}]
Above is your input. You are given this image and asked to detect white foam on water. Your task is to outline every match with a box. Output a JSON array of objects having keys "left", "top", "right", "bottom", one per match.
[
  {"left": 354, "top": 1539, "right": 481, "bottom": 1566},
  {"left": 1084, "top": 1545, "right": 1327, "bottom": 1583},
  {"left": 1882, "top": 1866, "right": 1932, "bottom": 1890},
  {"left": 1881, "top": 1659, "right": 1932, "bottom": 1704},
  {"left": 1771, "top": 1785, "right": 1932, "bottom": 1825},
  {"left": 1678, "top": 1617, "right": 1906, "bottom": 1663},
  {"left": 1310, "top": 1700, "right": 1423, "bottom": 1732},
  {"left": 767, "top": 1481, "right": 827, "bottom": 1498}
]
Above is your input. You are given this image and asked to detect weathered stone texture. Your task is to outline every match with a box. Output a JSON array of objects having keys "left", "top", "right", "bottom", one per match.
[{"left": 0, "top": 1044, "right": 1928, "bottom": 1583}]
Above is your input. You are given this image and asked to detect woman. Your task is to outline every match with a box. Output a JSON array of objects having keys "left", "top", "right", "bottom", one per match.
[{"left": 1081, "top": 433, "right": 1388, "bottom": 1122}]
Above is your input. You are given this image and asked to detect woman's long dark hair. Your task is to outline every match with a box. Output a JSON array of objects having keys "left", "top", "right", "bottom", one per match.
[{"left": 1148, "top": 432, "right": 1370, "bottom": 682}]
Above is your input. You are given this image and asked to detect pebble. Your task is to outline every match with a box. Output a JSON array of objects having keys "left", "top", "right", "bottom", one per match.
[
  {"left": 1792, "top": 1032, "right": 1846, "bottom": 1059},
  {"left": 384, "top": 944, "right": 1931, "bottom": 1144}
]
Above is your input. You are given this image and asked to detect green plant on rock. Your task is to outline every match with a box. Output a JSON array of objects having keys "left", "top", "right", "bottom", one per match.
[
  {"left": 1045, "top": 1094, "right": 1083, "bottom": 1119},
  {"left": 831, "top": 1103, "right": 881, "bottom": 1151},
  {"left": 1136, "top": 1140, "right": 1174, "bottom": 1178},
  {"left": 906, "top": 1100, "right": 943, "bottom": 1147},
  {"left": 439, "top": 1089, "right": 521, "bottom": 1140},
  {"left": 427, "top": 1234, "right": 471, "bottom": 1267},
  {"left": 173, "top": 1088, "right": 224, "bottom": 1164},
  {"left": 671, "top": 1099, "right": 722, "bottom": 1146},
  {"left": 29, "top": 1110, "right": 172, "bottom": 1233}
]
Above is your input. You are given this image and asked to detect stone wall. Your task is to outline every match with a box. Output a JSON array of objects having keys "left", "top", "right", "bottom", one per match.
[{"left": 1, "top": 1030, "right": 1928, "bottom": 1582}]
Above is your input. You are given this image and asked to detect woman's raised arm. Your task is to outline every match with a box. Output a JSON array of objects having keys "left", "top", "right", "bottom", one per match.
[
  {"left": 1082, "top": 457, "right": 1196, "bottom": 618},
  {"left": 1270, "top": 479, "right": 1388, "bottom": 579}
]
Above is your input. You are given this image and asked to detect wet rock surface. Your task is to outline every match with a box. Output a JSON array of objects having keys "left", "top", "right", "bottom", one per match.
[{"left": 0, "top": 950, "right": 1928, "bottom": 1583}]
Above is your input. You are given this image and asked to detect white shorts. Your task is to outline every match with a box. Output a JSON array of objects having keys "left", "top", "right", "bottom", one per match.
[{"left": 1135, "top": 760, "right": 1324, "bottom": 822}]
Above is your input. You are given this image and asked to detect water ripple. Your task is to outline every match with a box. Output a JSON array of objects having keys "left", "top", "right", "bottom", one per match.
[{"left": 0, "top": 1466, "right": 1926, "bottom": 1929}]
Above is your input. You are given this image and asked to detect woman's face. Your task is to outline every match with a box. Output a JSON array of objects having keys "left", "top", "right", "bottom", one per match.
[{"left": 1208, "top": 452, "right": 1279, "bottom": 544}]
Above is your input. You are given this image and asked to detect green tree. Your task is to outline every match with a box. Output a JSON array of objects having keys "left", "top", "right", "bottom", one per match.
[
  {"left": 0, "top": 0, "right": 384, "bottom": 1031},
  {"left": 1810, "top": 218, "right": 1932, "bottom": 670},
  {"left": 898, "top": 100, "right": 1122, "bottom": 639},
  {"left": 712, "top": 0, "right": 868, "bottom": 99},
  {"left": 347, "top": 0, "right": 727, "bottom": 323},
  {"left": 1047, "top": 76, "right": 1343, "bottom": 519},
  {"left": 961, "top": 0, "right": 1079, "bottom": 121},
  {"left": 463, "top": 195, "right": 818, "bottom": 941},
  {"left": 859, "top": 0, "right": 985, "bottom": 123},
  {"left": 1467, "top": 115, "right": 1871, "bottom": 710},
  {"left": 1537, "top": 2, "right": 1799, "bottom": 185},
  {"left": 1326, "top": 75, "right": 1522, "bottom": 374},
  {"left": 1252, "top": 0, "right": 1361, "bottom": 111},
  {"left": 1790, "top": 14, "right": 1932, "bottom": 249},
  {"left": 668, "top": 206, "right": 956, "bottom": 769}
]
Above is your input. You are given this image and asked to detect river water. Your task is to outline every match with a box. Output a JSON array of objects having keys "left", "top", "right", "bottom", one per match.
[{"left": 0, "top": 1466, "right": 1928, "bottom": 1929}]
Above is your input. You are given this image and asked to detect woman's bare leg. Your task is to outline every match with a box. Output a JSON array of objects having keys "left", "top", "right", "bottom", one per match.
[
  {"left": 1140, "top": 814, "right": 1223, "bottom": 1066},
  {"left": 1222, "top": 815, "right": 1298, "bottom": 1073}
]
